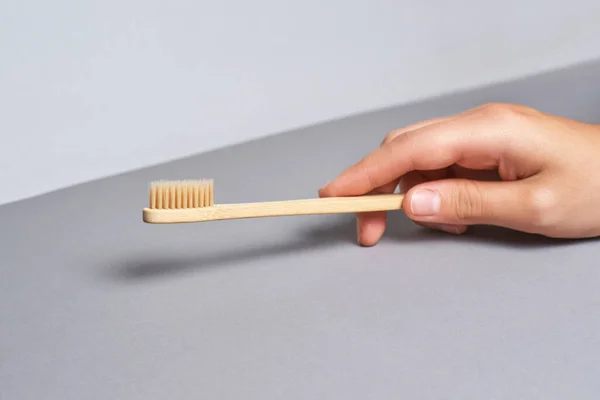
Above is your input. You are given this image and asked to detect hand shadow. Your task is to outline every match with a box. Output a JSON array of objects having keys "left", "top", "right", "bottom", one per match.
[{"left": 104, "top": 212, "right": 576, "bottom": 284}]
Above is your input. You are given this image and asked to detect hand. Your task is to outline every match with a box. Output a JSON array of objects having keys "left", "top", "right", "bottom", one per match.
[{"left": 318, "top": 103, "right": 600, "bottom": 246}]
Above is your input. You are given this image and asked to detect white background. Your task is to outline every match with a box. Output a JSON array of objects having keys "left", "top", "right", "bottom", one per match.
[{"left": 2, "top": 0, "right": 600, "bottom": 205}]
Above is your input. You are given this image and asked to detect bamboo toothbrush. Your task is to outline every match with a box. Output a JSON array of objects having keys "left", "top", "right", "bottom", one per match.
[{"left": 142, "top": 179, "right": 405, "bottom": 224}]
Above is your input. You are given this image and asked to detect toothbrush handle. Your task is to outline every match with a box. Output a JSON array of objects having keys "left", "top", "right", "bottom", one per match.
[{"left": 143, "top": 194, "right": 405, "bottom": 224}]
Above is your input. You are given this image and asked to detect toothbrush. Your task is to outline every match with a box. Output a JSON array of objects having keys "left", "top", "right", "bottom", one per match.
[{"left": 142, "top": 179, "right": 405, "bottom": 224}]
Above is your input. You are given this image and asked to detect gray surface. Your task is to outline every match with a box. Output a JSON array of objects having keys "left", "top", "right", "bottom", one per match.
[{"left": 3, "top": 61, "right": 600, "bottom": 399}]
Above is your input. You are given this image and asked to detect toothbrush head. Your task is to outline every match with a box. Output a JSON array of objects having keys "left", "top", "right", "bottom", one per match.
[{"left": 148, "top": 179, "right": 214, "bottom": 209}]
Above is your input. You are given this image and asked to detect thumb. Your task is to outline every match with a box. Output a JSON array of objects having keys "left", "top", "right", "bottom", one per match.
[{"left": 403, "top": 178, "right": 535, "bottom": 231}]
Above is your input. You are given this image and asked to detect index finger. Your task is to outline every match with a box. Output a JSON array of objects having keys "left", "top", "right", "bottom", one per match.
[{"left": 319, "top": 113, "right": 510, "bottom": 197}]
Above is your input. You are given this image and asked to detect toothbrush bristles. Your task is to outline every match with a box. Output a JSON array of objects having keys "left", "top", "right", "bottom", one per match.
[{"left": 149, "top": 179, "right": 214, "bottom": 209}]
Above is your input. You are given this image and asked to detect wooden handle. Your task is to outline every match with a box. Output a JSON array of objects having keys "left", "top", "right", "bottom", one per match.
[{"left": 143, "top": 194, "right": 405, "bottom": 224}]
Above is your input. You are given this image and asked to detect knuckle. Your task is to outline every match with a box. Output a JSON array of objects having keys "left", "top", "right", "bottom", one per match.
[
  {"left": 475, "top": 102, "right": 536, "bottom": 123},
  {"left": 524, "top": 186, "right": 560, "bottom": 229},
  {"left": 477, "top": 102, "right": 519, "bottom": 119},
  {"left": 449, "top": 181, "right": 485, "bottom": 222},
  {"left": 382, "top": 129, "right": 402, "bottom": 145}
]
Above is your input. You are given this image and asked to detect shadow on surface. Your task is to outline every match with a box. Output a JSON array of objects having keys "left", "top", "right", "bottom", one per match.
[
  {"left": 108, "top": 216, "right": 361, "bottom": 282},
  {"left": 439, "top": 224, "right": 575, "bottom": 247},
  {"left": 106, "top": 213, "right": 575, "bottom": 283}
]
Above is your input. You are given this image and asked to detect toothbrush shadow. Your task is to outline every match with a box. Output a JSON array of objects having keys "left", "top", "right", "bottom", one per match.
[
  {"left": 109, "top": 216, "right": 373, "bottom": 282},
  {"left": 107, "top": 213, "right": 569, "bottom": 283}
]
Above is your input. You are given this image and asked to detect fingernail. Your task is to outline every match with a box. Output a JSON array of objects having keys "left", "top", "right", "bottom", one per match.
[{"left": 410, "top": 189, "right": 441, "bottom": 216}]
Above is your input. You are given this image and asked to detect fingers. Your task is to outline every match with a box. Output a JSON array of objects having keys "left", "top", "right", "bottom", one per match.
[
  {"left": 320, "top": 104, "right": 540, "bottom": 198},
  {"left": 400, "top": 170, "right": 468, "bottom": 235},
  {"left": 320, "top": 116, "right": 505, "bottom": 197},
  {"left": 319, "top": 104, "right": 546, "bottom": 243},
  {"left": 319, "top": 116, "right": 452, "bottom": 198},
  {"left": 355, "top": 180, "right": 400, "bottom": 246},
  {"left": 381, "top": 116, "right": 453, "bottom": 145},
  {"left": 403, "top": 178, "right": 536, "bottom": 232},
  {"left": 356, "top": 211, "right": 388, "bottom": 246},
  {"left": 340, "top": 117, "right": 450, "bottom": 246}
]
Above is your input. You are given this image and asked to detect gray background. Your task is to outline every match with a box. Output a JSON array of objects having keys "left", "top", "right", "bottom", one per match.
[
  {"left": 2, "top": 0, "right": 600, "bottom": 205},
  {"left": 2, "top": 61, "right": 600, "bottom": 398}
]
